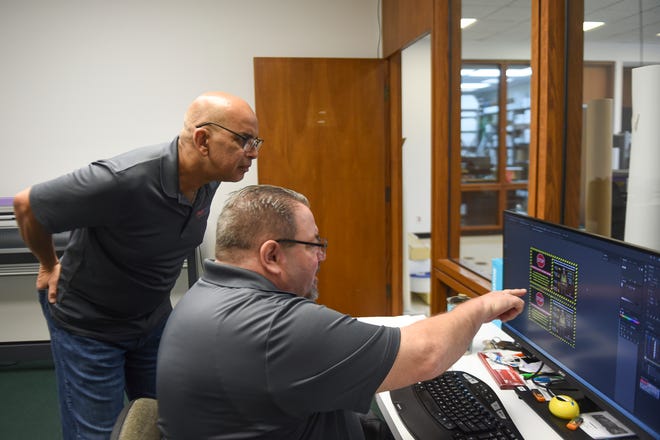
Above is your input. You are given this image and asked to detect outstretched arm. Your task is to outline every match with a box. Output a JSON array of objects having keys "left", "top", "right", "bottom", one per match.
[{"left": 377, "top": 288, "right": 526, "bottom": 392}]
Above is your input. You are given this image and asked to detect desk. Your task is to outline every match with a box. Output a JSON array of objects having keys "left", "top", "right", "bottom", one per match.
[{"left": 367, "top": 318, "right": 562, "bottom": 440}]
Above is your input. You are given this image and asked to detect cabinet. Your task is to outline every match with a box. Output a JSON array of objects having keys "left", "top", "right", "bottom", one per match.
[{"left": 460, "top": 62, "right": 531, "bottom": 232}]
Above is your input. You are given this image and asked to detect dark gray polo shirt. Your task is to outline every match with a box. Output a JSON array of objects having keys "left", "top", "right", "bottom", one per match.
[
  {"left": 157, "top": 260, "right": 401, "bottom": 440},
  {"left": 30, "top": 138, "right": 219, "bottom": 341}
]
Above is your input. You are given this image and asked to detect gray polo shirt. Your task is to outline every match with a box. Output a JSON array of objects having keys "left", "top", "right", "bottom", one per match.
[
  {"left": 157, "top": 260, "right": 401, "bottom": 439},
  {"left": 30, "top": 138, "right": 219, "bottom": 341}
]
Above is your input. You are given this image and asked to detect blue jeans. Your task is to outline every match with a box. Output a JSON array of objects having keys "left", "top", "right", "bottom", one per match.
[{"left": 39, "top": 290, "right": 167, "bottom": 440}]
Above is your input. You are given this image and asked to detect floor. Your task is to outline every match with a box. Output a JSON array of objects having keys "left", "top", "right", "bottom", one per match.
[
  {"left": 0, "top": 359, "right": 62, "bottom": 439},
  {"left": 406, "top": 234, "right": 503, "bottom": 316}
]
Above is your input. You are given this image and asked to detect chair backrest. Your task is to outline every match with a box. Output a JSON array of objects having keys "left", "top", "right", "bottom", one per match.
[{"left": 110, "top": 397, "right": 160, "bottom": 440}]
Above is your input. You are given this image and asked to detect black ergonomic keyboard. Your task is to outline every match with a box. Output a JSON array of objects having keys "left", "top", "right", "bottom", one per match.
[{"left": 389, "top": 370, "right": 525, "bottom": 440}]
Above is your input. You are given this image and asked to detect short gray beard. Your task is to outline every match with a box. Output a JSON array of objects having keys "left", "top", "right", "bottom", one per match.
[{"left": 305, "top": 288, "right": 319, "bottom": 302}]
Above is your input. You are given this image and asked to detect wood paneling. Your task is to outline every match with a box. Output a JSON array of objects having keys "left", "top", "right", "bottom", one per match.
[
  {"left": 382, "top": 0, "right": 433, "bottom": 58},
  {"left": 529, "top": 0, "right": 583, "bottom": 227},
  {"left": 563, "top": 0, "right": 584, "bottom": 228},
  {"left": 430, "top": 0, "right": 462, "bottom": 314},
  {"left": 388, "top": 51, "right": 404, "bottom": 316},
  {"left": 254, "top": 57, "right": 391, "bottom": 317},
  {"left": 434, "top": 259, "right": 490, "bottom": 309}
]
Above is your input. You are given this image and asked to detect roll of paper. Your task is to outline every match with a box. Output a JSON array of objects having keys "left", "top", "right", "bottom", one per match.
[
  {"left": 579, "top": 105, "right": 587, "bottom": 228},
  {"left": 584, "top": 98, "right": 613, "bottom": 237},
  {"left": 625, "top": 65, "right": 660, "bottom": 251}
]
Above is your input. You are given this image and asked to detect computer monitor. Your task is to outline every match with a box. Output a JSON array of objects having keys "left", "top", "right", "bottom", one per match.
[{"left": 502, "top": 211, "right": 659, "bottom": 440}]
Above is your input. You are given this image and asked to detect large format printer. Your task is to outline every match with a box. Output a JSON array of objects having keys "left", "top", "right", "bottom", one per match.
[{"left": 0, "top": 197, "right": 201, "bottom": 362}]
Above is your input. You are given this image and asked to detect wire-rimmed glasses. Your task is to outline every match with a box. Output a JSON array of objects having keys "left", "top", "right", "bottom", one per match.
[{"left": 195, "top": 122, "right": 263, "bottom": 153}]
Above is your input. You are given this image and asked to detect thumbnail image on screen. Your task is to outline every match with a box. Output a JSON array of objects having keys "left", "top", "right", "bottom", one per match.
[{"left": 528, "top": 248, "right": 578, "bottom": 347}]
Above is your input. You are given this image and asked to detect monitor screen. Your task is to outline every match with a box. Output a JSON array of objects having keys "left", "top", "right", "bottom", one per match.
[{"left": 501, "top": 211, "right": 659, "bottom": 440}]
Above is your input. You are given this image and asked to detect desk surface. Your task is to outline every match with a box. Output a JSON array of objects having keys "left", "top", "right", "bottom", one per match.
[{"left": 367, "top": 318, "right": 562, "bottom": 440}]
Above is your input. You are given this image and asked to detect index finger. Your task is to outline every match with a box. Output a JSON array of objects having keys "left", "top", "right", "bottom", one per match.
[{"left": 502, "top": 288, "right": 527, "bottom": 296}]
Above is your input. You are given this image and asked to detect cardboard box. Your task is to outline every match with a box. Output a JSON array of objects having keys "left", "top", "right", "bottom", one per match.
[{"left": 407, "top": 232, "right": 430, "bottom": 260}]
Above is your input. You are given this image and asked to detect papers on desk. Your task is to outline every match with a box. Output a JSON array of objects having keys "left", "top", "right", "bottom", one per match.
[
  {"left": 579, "top": 412, "right": 635, "bottom": 439},
  {"left": 517, "top": 358, "right": 555, "bottom": 374},
  {"left": 477, "top": 352, "right": 525, "bottom": 389}
]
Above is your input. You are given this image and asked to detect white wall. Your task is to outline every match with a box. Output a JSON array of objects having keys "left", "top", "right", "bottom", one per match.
[
  {"left": 401, "top": 36, "right": 432, "bottom": 313},
  {"left": 0, "top": 0, "right": 381, "bottom": 259},
  {"left": 402, "top": 37, "right": 432, "bottom": 235}
]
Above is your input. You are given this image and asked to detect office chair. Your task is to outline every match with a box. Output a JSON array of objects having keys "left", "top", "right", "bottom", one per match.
[{"left": 110, "top": 397, "right": 161, "bottom": 440}]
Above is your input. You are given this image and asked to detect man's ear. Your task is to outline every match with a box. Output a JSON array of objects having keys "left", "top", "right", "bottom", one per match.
[
  {"left": 192, "top": 128, "right": 210, "bottom": 156},
  {"left": 259, "top": 240, "right": 283, "bottom": 276}
]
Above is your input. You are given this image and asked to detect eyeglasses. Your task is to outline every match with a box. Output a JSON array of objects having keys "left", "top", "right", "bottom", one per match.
[
  {"left": 195, "top": 122, "right": 264, "bottom": 153},
  {"left": 276, "top": 238, "right": 328, "bottom": 259}
]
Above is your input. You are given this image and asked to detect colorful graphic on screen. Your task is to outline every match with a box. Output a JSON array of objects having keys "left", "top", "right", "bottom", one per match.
[{"left": 528, "top": 247, "right": 578, "bottom": 347}]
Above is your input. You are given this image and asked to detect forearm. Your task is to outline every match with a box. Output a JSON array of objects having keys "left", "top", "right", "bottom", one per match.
[
  {"left": 13, "top": 188, "right": 58, "bottom": 268},
  {"left": 378, "top": 299, "right": 483, "bottom": 392},
  {"left": 417, "top": 299, "right": 485, "bottom": 373}
]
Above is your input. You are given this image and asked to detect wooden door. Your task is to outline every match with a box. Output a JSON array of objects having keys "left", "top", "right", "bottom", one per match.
[{"left": 254, "top": 57, "right": 391, "bottom": 317}]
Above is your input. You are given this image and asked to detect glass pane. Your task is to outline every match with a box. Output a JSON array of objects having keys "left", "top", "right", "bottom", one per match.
[
  {"left": 461, "top": 64, "right": 500, "bottom": 183},
  {"left": 459, "top": 0, "right": 532, "bottom": 282},
  {"left": 505, "top": 65, "right": 531, "bottom": 183},
  {"left": 461, "top": 190, "right": 499, "bottom": 226},
  {"left": 459, "top": 234, "right": 502, "bottom": 280},
  {"left": 582, "top": 1, "right": 660, "bottom": 248},
  {"left": 507, "top": 189, "right": 528, "bottom": 214}
]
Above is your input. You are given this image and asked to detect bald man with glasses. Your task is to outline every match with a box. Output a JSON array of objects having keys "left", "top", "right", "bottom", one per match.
[{"left": 13, "top": 91, "right": 262, "bottom": 439}]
